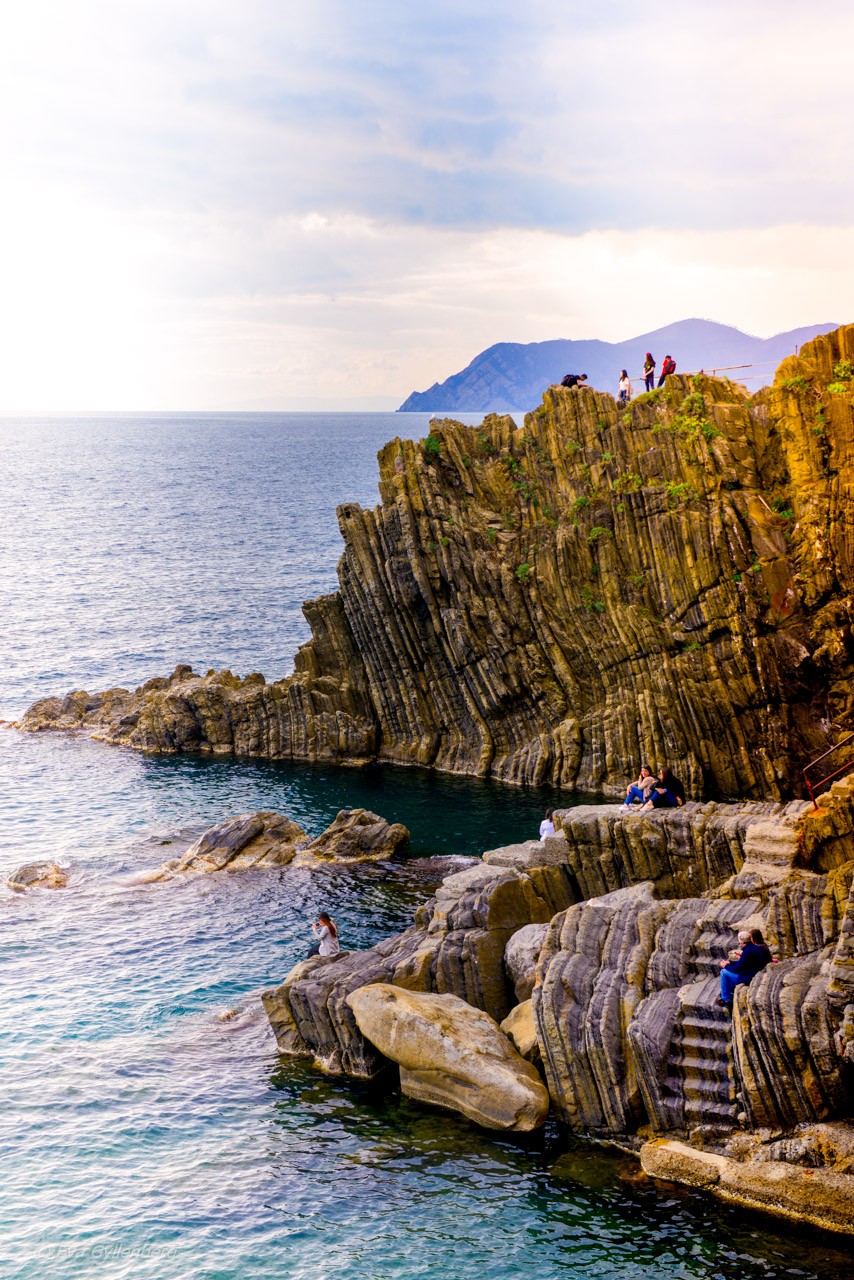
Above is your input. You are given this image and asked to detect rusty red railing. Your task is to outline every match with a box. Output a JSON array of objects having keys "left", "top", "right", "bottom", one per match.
[{"left": 803, "top": 731, "right": 854, "bottom": 809}]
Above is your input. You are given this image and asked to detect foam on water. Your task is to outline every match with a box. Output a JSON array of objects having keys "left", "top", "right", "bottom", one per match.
[{"left": 1, "top": 414, "right": 852, "bottom": 1279}]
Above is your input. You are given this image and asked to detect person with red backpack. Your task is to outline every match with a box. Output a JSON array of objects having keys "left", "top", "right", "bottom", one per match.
[{"left": 657, "top": 355, "right": 676, "bottom": 387}]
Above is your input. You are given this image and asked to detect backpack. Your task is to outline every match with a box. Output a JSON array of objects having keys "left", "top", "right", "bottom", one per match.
[{"left": 663, "top": 357, "right": 676, "bottom": 376}]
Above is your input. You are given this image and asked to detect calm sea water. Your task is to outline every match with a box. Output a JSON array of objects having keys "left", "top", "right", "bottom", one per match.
[{"left": 1, "top": 413, "right": 852, "bottom": 1280}]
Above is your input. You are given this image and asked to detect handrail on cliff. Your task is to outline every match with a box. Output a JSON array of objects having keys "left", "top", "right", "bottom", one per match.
[{"left": 803, "top": 731, "right": 854, "bottom": 809}]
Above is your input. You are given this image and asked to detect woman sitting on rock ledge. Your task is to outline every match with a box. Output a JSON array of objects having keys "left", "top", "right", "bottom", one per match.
[
  {"left": 307, "top": 911, "right": 340, "bottom": 959},
  {"left": 624, "top": 766, "right": 657, "bottom": 807}
]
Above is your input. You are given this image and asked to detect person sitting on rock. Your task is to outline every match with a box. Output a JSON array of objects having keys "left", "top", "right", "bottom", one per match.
[
  {"left": 307, "top": 910, "right": 340, "bottom": 958},
  {"left": 638, "top": 765, "right": 684, "bottom": 810},
  {"left": 657, "top": 354, "right": 676, "bottom": 387},
  {"left": 658, "top": 765, "right": 685, "bottom": 805},
  {"left": 727, "top": 929, "right": 751, "bottom": 962},
  {"left": 539, "top": 808, "right": 557, "bottom": 839},
  {"left": 717, "top": 927, "right": 772, "bottom": 1009},
  {"left": 560, "top": 373, "right": 588, "bottom": 389},
  {"left": 624, "top": 766, "right": 657, "bottom": 807}
]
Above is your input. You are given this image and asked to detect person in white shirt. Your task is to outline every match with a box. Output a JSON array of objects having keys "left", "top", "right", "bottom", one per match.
[
  {"left": 618, "top": 370, "right": 633, "bottom": 404},
  {"left": 308, "top": 911, "right": 340, "bottom": 958},
  {"left": 539, "top": 808, "right": 556, "bottom": 839}
]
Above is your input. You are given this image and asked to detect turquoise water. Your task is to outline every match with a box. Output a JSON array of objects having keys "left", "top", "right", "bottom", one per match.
[{"left": 1, "top": 414, "right": 852, "bottom": 1280}]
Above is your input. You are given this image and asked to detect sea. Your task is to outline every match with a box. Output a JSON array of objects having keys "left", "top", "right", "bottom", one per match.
[{"left": 1, "top": 412, "right": 852, "bottom": 1280}]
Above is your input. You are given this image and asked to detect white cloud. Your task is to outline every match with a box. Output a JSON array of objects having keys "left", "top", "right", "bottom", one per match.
[{"left": 0, "top": 1, "right": 851, "bottom": 407}]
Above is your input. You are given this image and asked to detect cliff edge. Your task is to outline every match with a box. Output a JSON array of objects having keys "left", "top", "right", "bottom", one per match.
[{"left": 21, "top": 326, "right": 854, "bottom": 799}]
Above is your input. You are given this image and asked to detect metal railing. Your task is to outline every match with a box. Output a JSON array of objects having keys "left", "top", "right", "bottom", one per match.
[{"left": 803, "top": 731, "right": 854, "bottom": 809}]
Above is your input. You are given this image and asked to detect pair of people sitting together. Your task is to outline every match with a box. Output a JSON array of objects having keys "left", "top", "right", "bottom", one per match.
[{"left": 624, "top": 764, "right": 685, "bottom": 810}]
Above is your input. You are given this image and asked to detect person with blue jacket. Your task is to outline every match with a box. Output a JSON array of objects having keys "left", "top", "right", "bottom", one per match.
[{"left": 717, "top": 928, "right": 773, "bottom": 1009}]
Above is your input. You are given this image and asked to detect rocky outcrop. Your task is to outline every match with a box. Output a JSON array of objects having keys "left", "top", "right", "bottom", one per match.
[
  {"left": 141, "top": 811, "right": 308, "bottom": 879},
  {"left": 294, "top": 808, "right": 409, "bottom": 864},
  {"left": 6, "top": 860, "right": 68, "bottom": 890},
  {"left": 346, "top": 984, "right": 549, "bottom": 1131},
  {"left": 19, "top": 327, "right": 854, "bottom": 800},
  {"left": 261, "top": 859, "right": 578, "bottom": 1075},
  {"left": 259, "top": 786, "right": 854, "bottom": 1233},
  {"left": 139, "top": 808, "right": 409, "bottom": 880}
]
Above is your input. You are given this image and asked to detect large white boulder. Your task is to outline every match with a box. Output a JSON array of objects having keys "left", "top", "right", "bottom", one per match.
[{"left": 346, "top": 983, "right": 549, "bottom": 1131}]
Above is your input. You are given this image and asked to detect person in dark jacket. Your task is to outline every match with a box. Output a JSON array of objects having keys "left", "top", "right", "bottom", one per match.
[
  {"left": 643, "top": 353, "right": 656, "bottom": 392},
  {"left": 560, "top": 373, "right": 588, "bottom": 389},
  {"left": 658, "top": 766, "right": 685, "bottom": 805},
  {"left": 717, "top": 927, "right": 772, "bottom": 1008}
]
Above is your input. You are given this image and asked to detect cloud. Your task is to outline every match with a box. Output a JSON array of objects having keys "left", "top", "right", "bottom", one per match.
[{"left": 0, "top": 1, "right": 852, "bottom": 408}]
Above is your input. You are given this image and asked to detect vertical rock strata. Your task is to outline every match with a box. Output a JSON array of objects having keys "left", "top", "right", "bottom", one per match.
[
  {"left": 262, "top": 789, "right": 854, "bottom": 1232},
  {"left": 21, "top": 327, "right": 854, "bottom": 799}
]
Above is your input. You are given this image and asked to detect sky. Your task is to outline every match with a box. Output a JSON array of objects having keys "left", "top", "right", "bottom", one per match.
[{"left": 0, "top": 0, "right": 851, "bottom": 410}]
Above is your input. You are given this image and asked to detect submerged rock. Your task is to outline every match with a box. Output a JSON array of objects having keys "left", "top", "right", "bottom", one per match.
[
  {"left": 640, "top": 1136, "right": 854, "bottom": 1236},
  {"left": 19, "top": 326, "right": 854, "bottom": 799},
  {"left": 6, "top": 860, "right": 68, "bottom": 891},
  {"left": 347, "top": 984, "right": 549, "bottom": 1131}
]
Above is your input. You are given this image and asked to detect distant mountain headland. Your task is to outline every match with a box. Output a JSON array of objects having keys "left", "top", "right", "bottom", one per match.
[{"left": 397, "top": 318, "right": 840, "bottom": 413}]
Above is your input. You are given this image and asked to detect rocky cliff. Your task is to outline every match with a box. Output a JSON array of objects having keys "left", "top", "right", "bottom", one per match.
[
  {"left": 20, "top": 326, "right": 854, "bottom": 799},
  {"left": 261, "top": 781, "right": 854, "bottom": 1234}
]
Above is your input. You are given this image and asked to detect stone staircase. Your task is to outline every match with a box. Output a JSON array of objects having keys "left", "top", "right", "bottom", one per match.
[
  {"left": 660, "top": 977, "right": 740, "bottom": 1135},
  {"left": 632, "top": 899, "right": 763, "bottom": 1136}
]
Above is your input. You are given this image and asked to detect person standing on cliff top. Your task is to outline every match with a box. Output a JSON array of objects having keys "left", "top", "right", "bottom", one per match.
[
  {"left": 618, "top": 370, "right": 632, "bottom": 404},
  {"left": 643, "top": 353, "right": 655, "bottom": 392},
  {"left": 657, "top": 355, "right": 676, "bottom": 387},
  {"left": 560, "top": 373, "right": 588, "bottom": 389}
]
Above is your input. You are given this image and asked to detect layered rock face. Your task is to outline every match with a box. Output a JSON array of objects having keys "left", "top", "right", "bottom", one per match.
[
  {"left": 262, "top": 787, "right": 854, "bottom": 1229},
  {"left": 20, "top": 327, "right": 854, "bottom": 799}
]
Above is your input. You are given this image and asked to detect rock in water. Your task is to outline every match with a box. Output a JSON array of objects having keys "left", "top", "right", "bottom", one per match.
[
  {"left": 141, "top": 811, "right": 308, "bottom": 879},
  {"left": 6, "top": 861, "right": 68, "bottom": 890},
  {"left": 294, "top": 809, "right": 409, "bottom": 864},
  {"left": 346, "top": 984, "right": 549, "bottom": 1132}
]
